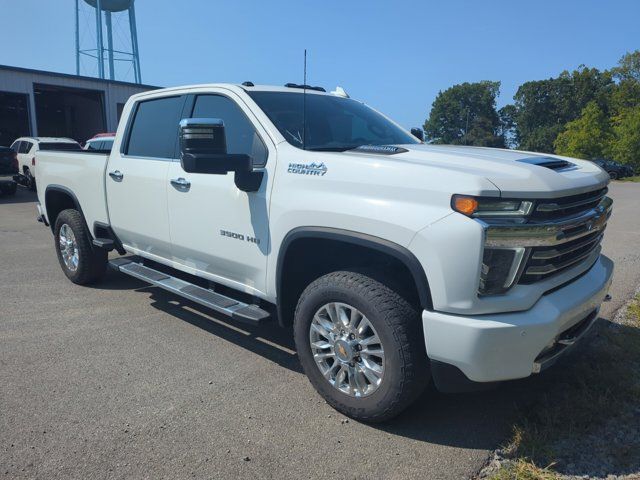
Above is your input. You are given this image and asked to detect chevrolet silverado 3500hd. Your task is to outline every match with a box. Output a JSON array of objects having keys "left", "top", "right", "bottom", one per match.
[{"left": 35, "top": 83, "right": 614, "bottom": 422}]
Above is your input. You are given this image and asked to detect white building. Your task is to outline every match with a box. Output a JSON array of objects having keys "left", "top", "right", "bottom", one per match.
[{"left": 0, "top": 64, "right": 156, "bottom": 146}]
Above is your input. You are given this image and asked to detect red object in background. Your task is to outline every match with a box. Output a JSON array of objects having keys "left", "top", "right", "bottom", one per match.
[
  {"left": 32, "top": 157, "right": 36, "bottom": 166},
  {"left": 91, "top": 132, "right": 116, "bottom": 139}
]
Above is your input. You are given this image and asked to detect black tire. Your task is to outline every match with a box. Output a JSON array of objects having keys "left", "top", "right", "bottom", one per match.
[
  {"left": 25, "top": 168, "right": 36, "bottom": 191},
  {"left": 294, "top": 271, "right": 429, "bottom": 423},
  {"left": 54, "top": 209, "right": 107, "bottom": 285},
  {"left": 608, "top": 170, "right": 618, "bottom": 180}
]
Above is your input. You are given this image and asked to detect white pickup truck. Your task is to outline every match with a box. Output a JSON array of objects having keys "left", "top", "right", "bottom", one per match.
[{"left": 35, "top": 83, "right": 614, "bottom": 422}]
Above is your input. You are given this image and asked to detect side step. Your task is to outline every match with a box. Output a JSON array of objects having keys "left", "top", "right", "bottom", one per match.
[
  {"left": 109, "top": 258, "right": 270, "bottom": 325},
  {"left": 93, "top": 238, "right": 115, "bottom": 251}
]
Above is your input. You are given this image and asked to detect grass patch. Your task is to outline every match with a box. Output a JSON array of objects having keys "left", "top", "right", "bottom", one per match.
[
  {"left": 489, "top": 460, "right": 560, "bottom": 480},
  {"left": 618, "top": 175, "right": 640, "bottom": 182},
  {"left": 486, "top": 294, "right": 640, "bottom": 479}
]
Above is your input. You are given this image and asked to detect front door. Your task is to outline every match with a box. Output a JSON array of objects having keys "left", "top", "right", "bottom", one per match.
[
  {"left": 167, "top": 92, "right": 274, "bottom": 296},
  {"left": 106, "top": 95, "right": 186, "bottom": 260}
]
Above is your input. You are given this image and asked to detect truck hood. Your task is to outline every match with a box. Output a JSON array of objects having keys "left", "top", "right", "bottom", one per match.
[{"left": 347, "top": 144, "right": 610, "bottom": 198}]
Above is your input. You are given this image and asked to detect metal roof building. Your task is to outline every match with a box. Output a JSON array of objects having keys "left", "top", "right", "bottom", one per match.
[{"left": 0, "top": 64, "right": 157, "bottom": 146}]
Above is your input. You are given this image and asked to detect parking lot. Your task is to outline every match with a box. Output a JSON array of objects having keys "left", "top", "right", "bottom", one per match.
[{"left": 1, "top": 182, "right": 639, "bottom": 480}]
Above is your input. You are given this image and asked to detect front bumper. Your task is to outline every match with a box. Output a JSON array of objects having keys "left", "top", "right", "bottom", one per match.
[{"left": 422, "top": 254, "right": 613, "bottom": 383}]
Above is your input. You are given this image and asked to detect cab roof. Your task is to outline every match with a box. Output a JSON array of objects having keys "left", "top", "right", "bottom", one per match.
[{"left": 132, "top": 83, "right": 335, "bottom": 99}]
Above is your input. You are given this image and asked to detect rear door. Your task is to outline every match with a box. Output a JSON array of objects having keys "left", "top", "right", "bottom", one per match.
[{"left": 106, "top": 94, "right": 186, "bottom": 260}]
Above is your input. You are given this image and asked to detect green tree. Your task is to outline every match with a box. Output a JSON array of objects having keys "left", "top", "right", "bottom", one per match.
[
  {"left": 613, "top": 51, "right": 640, "bottom": 83},
  {"left": 610, "top": 106, "right": 640, "bottom": 170},
  {"left": 554, "top": 101, "right": 613, "bottom": 159},
  {"left": 423, "top": 81, "right": 504, "bottom": 147},
  {"left": 511, "top": 67, "right": 613, "bottom": 152}
]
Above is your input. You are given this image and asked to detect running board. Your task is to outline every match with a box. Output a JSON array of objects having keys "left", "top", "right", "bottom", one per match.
[{"left": 109, "top": 258, "right": 270, "bottom": 325}]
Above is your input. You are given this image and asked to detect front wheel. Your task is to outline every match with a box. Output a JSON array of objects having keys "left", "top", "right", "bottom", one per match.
[
  {"left": 608, "top": 170, "right": 618, "bottom": 180},
  {"left": 54, "top": 209, "right": 107, "bottom": 285},
  {"left": 294, "top": 271, "right": 429, "bottom": 422}
]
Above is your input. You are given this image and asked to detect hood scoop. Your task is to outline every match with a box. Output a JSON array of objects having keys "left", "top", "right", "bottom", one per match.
[{"left": 517, "top": 156, "right": 575, "bottom": 171}]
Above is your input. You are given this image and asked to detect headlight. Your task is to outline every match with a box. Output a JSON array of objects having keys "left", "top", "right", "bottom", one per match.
[
  {"left": 451, "top": 195, "right": 533, "bottom": 218},
  {"left": 451, "top": 194, "right": 532, "bottom": 295},
  {"left": 479, "top": 247, "right": 526, "bottom": 295}
]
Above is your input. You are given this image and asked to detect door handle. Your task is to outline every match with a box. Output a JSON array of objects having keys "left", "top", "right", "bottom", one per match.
[
  {"left": 170, "top": 177, "right": 191, "bottom": 189},
  {"left": 108, "top": 170, "right": 123, "bottom": 181}
]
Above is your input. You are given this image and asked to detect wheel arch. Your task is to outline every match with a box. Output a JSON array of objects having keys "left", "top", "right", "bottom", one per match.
[
  {"left": 44, "top": 185, "right": 88, "bottom": 235},
  {"left": 275, "top": 227, "right": 432, "bottom": 327}
]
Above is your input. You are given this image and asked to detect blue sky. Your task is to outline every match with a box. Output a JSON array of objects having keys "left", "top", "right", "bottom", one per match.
[{"left": 1, "top": 1, "right": 637, "bottom": 128}]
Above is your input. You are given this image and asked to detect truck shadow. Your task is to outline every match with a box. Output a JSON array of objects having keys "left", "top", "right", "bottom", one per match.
[
  {"left": 96, "top": 271, "right": 639, "bottom": 466},
  {"left": 139, "top": 283, "right": 302, "bottom": 374},
  {"left": 98, "top": 271, "right": 516, "bottom": 451}
]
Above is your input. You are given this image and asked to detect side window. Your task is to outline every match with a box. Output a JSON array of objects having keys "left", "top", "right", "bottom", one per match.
[
  {"left": 20, "top": 141, "right": 32, "bottom": 154},
  {"left": 191, "top": 95, "right": 267, "bottom": 167},
  {"left": 10, "top": 141, "right": 20, "bottom": 152},
  {"left": 126, "top": 96, "right": 184, "bottom": 159},
  {"left": 86, "top": 141, "right": 101, "bottom": 151},
  {"left": 103, "top": 139, "right": 114, "bottom": 151}
]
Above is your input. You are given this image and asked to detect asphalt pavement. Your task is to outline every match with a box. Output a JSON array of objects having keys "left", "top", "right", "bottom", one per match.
[{"left": 1, "top": 182, "right": 638, "bottom": 480}]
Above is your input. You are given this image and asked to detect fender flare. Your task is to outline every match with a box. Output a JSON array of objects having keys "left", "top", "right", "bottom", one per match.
[
  {"left": 276, "top": 227, "right": 432, "bottom": 315},
  {"left": 44, "top": 185, "right": 86, "bottom": 233}
]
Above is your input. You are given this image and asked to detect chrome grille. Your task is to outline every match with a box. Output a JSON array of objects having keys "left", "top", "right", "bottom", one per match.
[
  {"left": 483, "top": 188, "right": 612, "bottom": 287},
  {"left": 520, "top": 230, "right": 604, "bottom": 283},
  {"left": 518, "top": 189, "right": 611, "bottom": 284},
  {"left": 531, "top": 187, "right": 608, "bottom": 221}
]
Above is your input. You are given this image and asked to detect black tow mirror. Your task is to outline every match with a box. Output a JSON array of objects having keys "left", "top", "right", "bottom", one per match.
[
  {"left": 410, "top": 127, "right": 424, "bottom": 142},
  {"left": 179, "top": 118, "right": 251, "bottom": 175},
  {"left": 178, "top": 118, "right": 263, "bottom": 192}
]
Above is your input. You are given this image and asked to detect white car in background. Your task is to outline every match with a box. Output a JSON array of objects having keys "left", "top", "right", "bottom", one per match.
[
  {"left": 84, "top": 134, "right": 116, "bottom": 152},
  {"left": 10, "top": 137, "right": 81, "bottom": 190}
]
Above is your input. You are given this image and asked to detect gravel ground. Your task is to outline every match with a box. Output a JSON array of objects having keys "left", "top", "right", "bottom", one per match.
[{"left": 478, "top": 291, "right": 640, "bottom": 479}]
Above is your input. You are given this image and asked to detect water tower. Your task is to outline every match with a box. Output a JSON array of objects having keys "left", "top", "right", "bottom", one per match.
[{"left": 75, "top": 0, "right": 142, "bottom": 83}]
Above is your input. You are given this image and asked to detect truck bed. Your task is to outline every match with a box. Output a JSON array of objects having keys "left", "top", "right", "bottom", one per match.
[{"left": 36, "top": 150, "right": 110, "bottom": 227}]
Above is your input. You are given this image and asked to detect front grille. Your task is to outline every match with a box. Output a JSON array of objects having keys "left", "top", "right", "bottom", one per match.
[
  {"left": 531, "top": 187, "right": 607, "bottom": 220},
  {"left": 520, "top": 230, "right": 604, "bottom": 283},
  {"left": 516, "top": 187, "right": 610, "bottom": 284}
]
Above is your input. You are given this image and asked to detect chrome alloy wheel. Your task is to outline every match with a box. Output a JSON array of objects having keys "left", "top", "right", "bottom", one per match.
[
  {"left": 309, "top": 302, "right": 385, "bottom": 397},
  {"left": 59, "top": 224, "right": 79, "bottom": 272}
]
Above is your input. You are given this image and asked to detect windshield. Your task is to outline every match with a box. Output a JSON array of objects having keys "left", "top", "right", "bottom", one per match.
[{"left": 247, "top": 91, "right": 419, "bottom": 151}]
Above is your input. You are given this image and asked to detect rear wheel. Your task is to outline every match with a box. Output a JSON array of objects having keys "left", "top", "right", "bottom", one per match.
[
  {"left": 54, "top": 209, "right": 107, "bottom": 285},
  {"left": 294, "top": 271, "right": 429, "bottom": 422},
  {"left": 608, "top": 170, "right": 618, "bottom": 180},
  {"left": 25, "top": 168, "right": 36, "bottom": 191}
]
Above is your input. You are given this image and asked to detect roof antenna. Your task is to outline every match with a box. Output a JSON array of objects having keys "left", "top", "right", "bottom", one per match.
[{"left": 302, "top": 49, "right": 307, "bottom": 150}]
